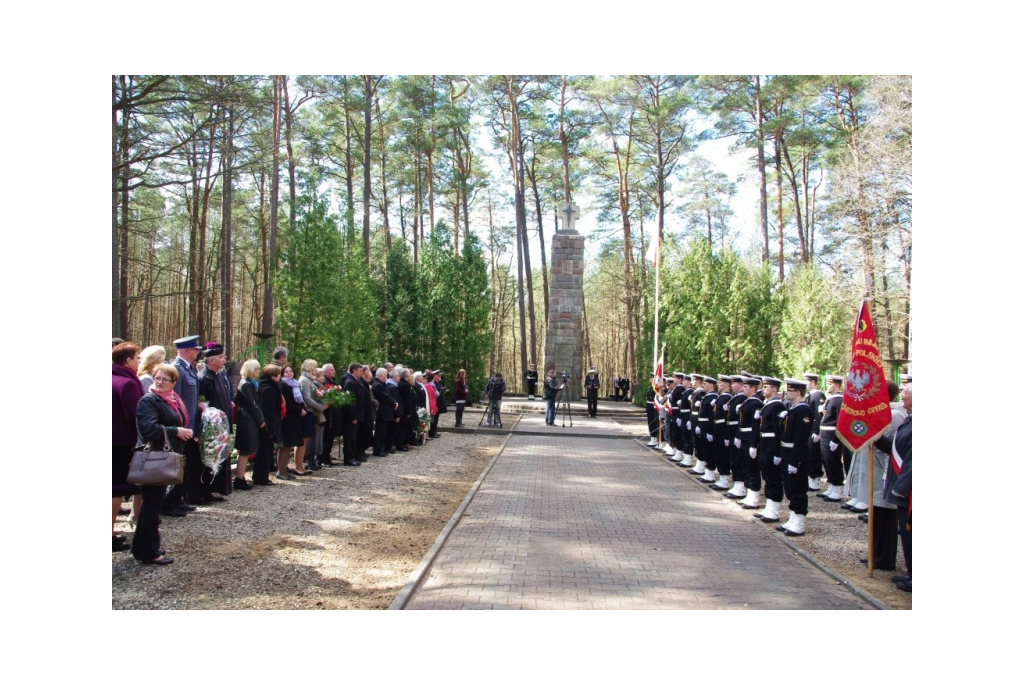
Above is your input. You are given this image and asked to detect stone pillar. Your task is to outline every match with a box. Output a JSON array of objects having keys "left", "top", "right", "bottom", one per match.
[{"left": 544, "top": 231, "right": 585, "bottom": 399}]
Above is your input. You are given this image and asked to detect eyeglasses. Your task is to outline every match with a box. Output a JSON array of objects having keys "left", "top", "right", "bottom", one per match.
[{"left": 153, "top": 377, "right": 173, "bottom": 384}]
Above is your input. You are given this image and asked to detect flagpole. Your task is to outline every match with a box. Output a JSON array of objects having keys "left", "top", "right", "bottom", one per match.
[
  {"left": 867, "top": 443, "right": 875, "bottom": 578},
  {"left": 653, "top": 234, "right": 660, "bottom": 387}
]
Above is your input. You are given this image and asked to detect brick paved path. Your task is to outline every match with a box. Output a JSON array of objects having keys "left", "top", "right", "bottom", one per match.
[{"left": 402, "top": 414, "right": 873, "bottom": 609}]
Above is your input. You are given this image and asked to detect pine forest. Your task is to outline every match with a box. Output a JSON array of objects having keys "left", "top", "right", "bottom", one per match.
[{"left": 111, "top": 75, "right": 912, "bottom": 399}]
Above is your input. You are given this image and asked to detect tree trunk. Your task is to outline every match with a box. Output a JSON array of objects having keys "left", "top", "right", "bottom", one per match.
[
  {"left": 262, "top": 75, "right": 283, "bottom": 339},
  {"left": 775, "top": 135, "right": 785, "bottom": 281},
  {"left": 362, "top": 76, "right": 375, "bottom": 264},
  {"left": 375, "top": 97, "right": 392, "bottom": 254},
  {"left": 754, "top": 76, "right": 770, "bottom": 264},
  {"left": 221, "top": 104, "right": 234, "bottom": 356}
]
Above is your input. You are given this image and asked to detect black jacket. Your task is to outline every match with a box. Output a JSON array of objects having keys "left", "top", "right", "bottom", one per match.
[
  {"left": 372, "top": 378, "right": 396, "bottom": 422},
  {"left": 135, "top": 393, "right": 187, "bottom": 454},
  {"left": 258, "top": 375, "right": 283, "bottom": 445}
]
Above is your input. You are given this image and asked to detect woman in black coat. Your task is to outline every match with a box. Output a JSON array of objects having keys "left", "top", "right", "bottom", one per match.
[
  {"left": 232, "top": 359, "right": 265, "bottom": 490},
  {"left": 254, "top": 364, "right": 283, "bottom": 486},
  {"left": 133, "top": 363, "right": 196, "bottom": 565}
]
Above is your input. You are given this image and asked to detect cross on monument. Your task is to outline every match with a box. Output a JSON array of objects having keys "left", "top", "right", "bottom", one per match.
[{"left": 560, "top": 201, "right": 579, "bottom": 233}]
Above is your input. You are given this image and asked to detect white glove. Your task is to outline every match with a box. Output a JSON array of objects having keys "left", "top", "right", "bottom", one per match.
[
  {"left": 734, "top": 438, "right": 741, "bottom": 448},
  {"left": 829, "top": 441, "right": 839, "bottom": 452},
  {"left": 773, "top": 456, "right": 781, "bottom": 465},
  {"left": 754, "top": 410, "right": 761, "bottom": 420},
  {"left": 706, "top": 433, "right": 713, "bottom": 442},
  {"left": 686, "top": 421, "right": 691, "bottom": 430},
  {"left": 723, "top": 439, "right": 729, "bottom": 446},
  {"left": 812, "top": 434, "right": 820, "bottom": 443},
  {"left": 695, "top": 426, "right": 701, "bottom": 435},
  {"left": 676, "top": 418, "right": 682, "bottom": 426},
  {"left": 787, "top": 465, "right": 798, "bottom": 474},
  {"left": 749, "top": 447, "right": 757, "bottom": 458}
]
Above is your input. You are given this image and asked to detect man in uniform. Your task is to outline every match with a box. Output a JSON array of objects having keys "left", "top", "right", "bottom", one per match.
[
  {"left": 804, "top": 373, "right": 826, "bottom": 490},
  {"left": 777, "top": 379, "right": 815, "bottom": 536},
  {"left": 694, "top": 375, "right": 720, "bottom": 482},
  {"left": 525, "top": 363, "right": 539, "bottom": 401},
  {"left": 753, "top": 377, "right": 786, "bottom": 523},
  {"left": 198, "top": 342, "right": 232, "bottom": 498},
  {"left": 667, "top": 372, "right": 689, "bottom": 462},
  {"left": 735, "top": 376, "right": 764, "bottom": 508},
  {"left": 166, "top": 335, "right": 206, "bottom": 511},
  {"left": 585, "top": 368, "right": 600, "bottom": 418},
  {"left": 722, "top": 375, "right": 747, "bottom": 498},
  {"left": 818, "top": 374, "right": 850, "bottom": 502},
  {"left": 709, "top": 374, "right": 734, "bottom": 491},
  {"left": 645, "top": 373, "right": 660, "bottom": 446},
  {"left": 686, "top": 374, "right": 707, "bottom": 472},
  {"left": 659, "top": 377, "right": 679, "bottom": 454}
]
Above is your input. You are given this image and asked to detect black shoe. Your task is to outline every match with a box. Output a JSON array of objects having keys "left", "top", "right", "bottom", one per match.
[
  {"left": 849, "top": 506, "right": 868, "bottom": 514},
  {"left": 253, "top": 479, "right": 274, "bottom": 486},
  {"left": 140, "top": 556, "right": 174, "bottom": 566},
  {"left": 161, "top": 507, "right": 187, "bottom": 518},
  {"left": 234, "top": 478, "right": 253, "bottom": 491},
  {"left": 894, "top": 579, "right": 912, "bottom": 593},
  {"left": 858, "top": 513, "right": 869, "bottom": 522},
  {"left": 396, "top": 447, "right": 409, "bottom": 453},
  {"left": 344, "top": 460, "right": 361, "bottom": 466},
  {"left": 206, "top": 493, "right": 226, "bottom": 502},
  {"left": 113, "top": 538, "right": 131, "bottom": 552},
  {"left": 319, "top": 458, "right": 338, "bottom": 467}
]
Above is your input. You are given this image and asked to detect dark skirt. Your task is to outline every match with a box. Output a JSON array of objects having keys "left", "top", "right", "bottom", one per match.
[
  {"left": 281, "top": 414, "right": 303, "bottom": 446},
  {"left": 302, "top": 411, "right": 317, "bottom": 439},
  {"left": 112, "top": 445, "right": 141, "bottom": 498}
]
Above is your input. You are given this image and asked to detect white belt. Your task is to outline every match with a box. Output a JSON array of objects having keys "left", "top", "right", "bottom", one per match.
[
  {"left": 698, "top": 418, "right": 709, "bottom": 422},
  {"left": 679, "top": 409, "right": 691, "bottom": 414},
  {"left": 740, "top": 428, "right": 752, "bottom": 432},
  {"left": 715, "top": 419, "right": 725, "bottom": 424},
  {"left": 761, "top": 432, "right": 776, "bottom": 437},
  {"left": 727, "top": 421, "right": 738, "bottom": 425},
  {"left": 820, "top": 426, "right": 836, "bottom": 431},
  {"left": 781, "top": 442, "right": 794, "bottom": 447}
]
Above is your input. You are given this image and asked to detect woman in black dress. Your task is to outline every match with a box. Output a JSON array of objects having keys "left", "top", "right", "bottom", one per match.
[
  {"left": 254, "top": 364, "right": 283, "bottom": 486},
  {"left": 133, "top": 363, "right": 196, "bottom": 565},
  {"left": 232, "top": 359, "right": 265, "bottom": 490},
  {"left": 278, "top": 365, "right": 307, "bottom": 478}
]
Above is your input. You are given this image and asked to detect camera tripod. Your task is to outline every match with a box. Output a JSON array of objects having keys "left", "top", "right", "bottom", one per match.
[{"left": 558, "top": 378, "right": 574, "bottom": 427}]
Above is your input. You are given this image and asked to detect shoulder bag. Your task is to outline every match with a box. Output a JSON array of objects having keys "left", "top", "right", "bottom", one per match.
[{"left": 127, "top": 429, "right": 185, "bottom": 486}]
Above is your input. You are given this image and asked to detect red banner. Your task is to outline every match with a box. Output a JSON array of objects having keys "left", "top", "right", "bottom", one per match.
[{"left": 837, "top": 300, "right": 892, "bottom": 451}]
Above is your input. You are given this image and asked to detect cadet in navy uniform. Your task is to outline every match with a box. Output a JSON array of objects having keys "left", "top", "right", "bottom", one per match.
[
  {"left": 803, "top": 373, "right": 826, "bottom": 491},
  {"left": 709, "top": 374, "right": 734, "bottom": 490},
  {"left": 694, "top": 376, "right": 719, "bottom": 481},
  {"left": 735, "top": 376, "right": 764, "bottom": 508},
  {"left": 753, "top": 377, "right": 786, "bottom": 523},
  {"left": 687, "top": 375, "right": 707, "bottom": 472},
  {"left": 166, "top": 335, "right": 206, "bottom": 510},
  {"left": 645, "top": 373, "right": 659, "bottom": 446},
  {"left": 675, "top": 373, "right": 696, "bottom": 466},
  {"left": 722, "top": 375, "right": 746, "bottom": 498},
  {"left": 818, "top": 374, "right": 850, "bottom": 501},
  {"left": 777, "top": 379, "right": 815, "bottom": 536},
  {"left": 525, "top": 363, "right": 539, "bottom": 401},
  {"left": 667, "top": 372, "right": 688, "bottom": 463}
]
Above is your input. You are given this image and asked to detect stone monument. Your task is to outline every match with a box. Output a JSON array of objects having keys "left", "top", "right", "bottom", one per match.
[{"left": 544, "top": 201, "right": 585, "bottom": 398}]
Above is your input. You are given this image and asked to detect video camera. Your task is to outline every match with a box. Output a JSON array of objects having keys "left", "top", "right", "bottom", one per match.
[{"left": 561, "top": 370, "right": 570, "bottom": 381}]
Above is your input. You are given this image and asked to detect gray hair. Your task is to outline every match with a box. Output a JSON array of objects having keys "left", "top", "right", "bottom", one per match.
[
  {"left": 272, "top": 346, "right": 288, "bottom": 361},
  {"left": 376, "top": 367, "right": 388, "bottom": 380}
]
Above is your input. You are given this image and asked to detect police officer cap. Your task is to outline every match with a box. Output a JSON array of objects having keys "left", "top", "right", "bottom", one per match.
[
  {"left": 761, "top": 376, "right": 782, "bottom": 388},
  {"left": 803, "top": 372, "right": 819, "bottom": 381},
  {"left": 785, "top": 378, "right": 808, "bottom": 391},
  {"left": 825, "top": 374, "right": 843, "bottom": 383},
  {"left": 174, "top": 335, "right": 200, "bottom": 350}
]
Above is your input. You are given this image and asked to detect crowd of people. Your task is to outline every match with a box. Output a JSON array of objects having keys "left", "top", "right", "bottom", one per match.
[
  {"left": 644, "top": 370, "right": 913, "bottom": 593},
  {"left": 112, "top": 334, "right": 454, "bottom": 567}
]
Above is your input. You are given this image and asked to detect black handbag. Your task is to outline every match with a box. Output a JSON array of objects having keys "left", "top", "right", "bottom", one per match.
[{"left": 127, "top": 430, "right": 185, "bottom": 486}]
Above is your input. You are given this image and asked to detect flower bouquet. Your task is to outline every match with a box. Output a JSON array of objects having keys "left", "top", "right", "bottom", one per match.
[
  {"left": 321, "top": 386, "right": 355, "bottom": 408},
  {"left": 201, "top": 406, "right": 232, "bottom": 477},
  {"left": 416, "top": 407, "right": 429, "bottom": 445}
]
